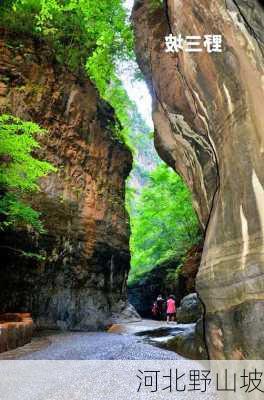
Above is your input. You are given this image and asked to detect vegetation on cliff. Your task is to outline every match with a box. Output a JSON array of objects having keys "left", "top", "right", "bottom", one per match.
[
  {"left": 0, "top": 1, "right": 201, "bottom": 287},
  {"left": 0, "top": 0, "right": 135, "bottom": 146},
  {"left": 129, "top": 163, "right": 201, "bottom": 283},
  {"left": 0, "top": 114, "right": 55, "bottom": 233}
]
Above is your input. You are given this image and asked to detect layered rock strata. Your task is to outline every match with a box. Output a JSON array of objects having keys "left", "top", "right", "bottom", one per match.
[
  {"left": 132, "top": 0, "right": 264, "bottom": 358},
  {"left": 0, "top": 313, "right": 34, "bottom": 353},
  {"left": 0, "top": 31, "right": 132, "bottom": 330}
]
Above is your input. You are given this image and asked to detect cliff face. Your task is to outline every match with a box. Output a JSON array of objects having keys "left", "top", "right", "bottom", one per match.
[
  {"left": 132, "top": 0, "right": 264, "bottom": 358},
  {"left": 0, "top": 31, "right": 132, "bottom": 330}
]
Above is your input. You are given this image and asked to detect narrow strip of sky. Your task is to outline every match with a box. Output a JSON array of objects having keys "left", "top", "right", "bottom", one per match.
[{"left": 120, "top": 0, "right": 153, "bottom": 128}]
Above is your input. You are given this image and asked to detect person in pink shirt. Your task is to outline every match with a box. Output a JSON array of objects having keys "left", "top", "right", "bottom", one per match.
[{"left": 166, "top": 295, "right": 176, "bottom": 323}]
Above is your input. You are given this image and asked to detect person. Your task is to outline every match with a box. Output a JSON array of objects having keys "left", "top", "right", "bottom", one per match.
[
  {"left": 166, "top": 295, "right": 176, "bottom": 323},
  {"left": 151, "top": 301, "right": 158, "bottom": 318},
  {"left": 156, "top": 294, "right": 165, "bottom": 320}
]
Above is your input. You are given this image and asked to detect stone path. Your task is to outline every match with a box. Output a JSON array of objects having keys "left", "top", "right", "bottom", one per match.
[
  {"left": 0, "top": 320, "right": 185, "bottom": 360},
  {"left": 0, "top": 321, "right": 219, "bottom": 400}
]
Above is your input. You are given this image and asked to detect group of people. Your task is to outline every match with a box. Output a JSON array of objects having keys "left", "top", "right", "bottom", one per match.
[{"left": 151, "top": 294, "right": 177, "bottom": 323}]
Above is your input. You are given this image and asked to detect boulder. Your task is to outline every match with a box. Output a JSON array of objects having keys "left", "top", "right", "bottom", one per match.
[
  {"left": 110, "top": 302, "right": 141, "bottom": 324},
  {"left": 177, "top": 293, "right": 203, "bottom": 324}
]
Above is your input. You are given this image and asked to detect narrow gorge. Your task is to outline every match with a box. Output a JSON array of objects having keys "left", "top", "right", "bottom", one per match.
[{"left": 0, "top": 0, "right": 264, "bottom": 362}]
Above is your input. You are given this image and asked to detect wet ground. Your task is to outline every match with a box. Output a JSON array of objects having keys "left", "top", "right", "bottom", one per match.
[
  {"left": 0, "top": 321, "right": 220, "bottom": 400},
  {"left": 0, "top": 320, "right": 188, "bottom": 360}
]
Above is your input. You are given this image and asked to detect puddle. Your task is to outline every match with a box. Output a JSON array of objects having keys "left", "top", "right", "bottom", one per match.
[
  {"left": 149, "top": 335, "right": 175, "bottom": 343},
  {"left": 135, "top": 326, "right": 187, "bottom": 338},
  {"left": 134, "top": 324, "right": 196, "bottom": 357},
  {"left": 141, "top": 334, "right": 176, "bottom": 353}
]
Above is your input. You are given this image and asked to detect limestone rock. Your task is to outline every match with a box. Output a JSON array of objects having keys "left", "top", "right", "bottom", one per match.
[
  {"left": 132, "top": 0, "right": 264, "bottom": 358},
  {"left": 181, "top": 244, "right": 203, "bottom": 292},
  {"left": 110, "top": 302, "right": 141, "bottom": 324},
  {"left": 0, "top": 31, "right": 132, "bottom": 330},
  {"left": 177, "top": 293, "right": 203, "bottom": 324}
]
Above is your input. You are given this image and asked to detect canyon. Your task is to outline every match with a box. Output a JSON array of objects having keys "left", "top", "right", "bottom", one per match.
[{"left": 1, "top": 0, "right": 264, "bottom": 361}]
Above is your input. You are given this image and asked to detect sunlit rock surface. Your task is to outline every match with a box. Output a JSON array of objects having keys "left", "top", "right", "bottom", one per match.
[
  {"left": 0, "top": 31, "right": 132, "bottom": 330},
  {"left": 132, "top": 0, "right": 264, "bottom": 358}
]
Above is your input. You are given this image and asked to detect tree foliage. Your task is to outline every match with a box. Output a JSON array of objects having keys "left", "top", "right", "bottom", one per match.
[
  {"left": 0, "top": 0, "right": 135, "bottom": 145},
  {"left": 0, "top": 114, "right": 56, "bottom": 232},
  {"left": 129, "top": 164, "right": 201, "bottom": 283}
]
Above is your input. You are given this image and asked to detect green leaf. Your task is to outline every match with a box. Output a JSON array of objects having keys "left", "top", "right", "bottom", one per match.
[
  {"left": 129, "top": 163, "right": 202, "bottom": 282},
  {"left": 0, "top": 114, "right": 55, "bottom": 233}
]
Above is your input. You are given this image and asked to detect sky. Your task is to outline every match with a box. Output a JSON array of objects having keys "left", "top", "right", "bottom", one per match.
[
  {"left": 119, "top": 61, "right": 153, "bottom": 128},
  {"left": 119, "top": 0, "right": 154, "bottom": 128},
  {"left": 124, "top": 0, "right": 134, "bottom": 9}
]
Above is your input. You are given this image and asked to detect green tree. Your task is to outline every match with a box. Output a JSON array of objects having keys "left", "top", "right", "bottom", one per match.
[
  {"left": 0, "top": 114, "right": 56, "bottom": 233},
  {"left": 0, "top": 0, "right": 135, "bottom": 145},
  {"left": 129, "top": 163, "right": 201, "bottom": 282}
]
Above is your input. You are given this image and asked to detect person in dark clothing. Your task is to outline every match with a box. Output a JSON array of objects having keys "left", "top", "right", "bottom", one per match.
[{"left": 156, "top": 294, "right": 165, "bottom": 320}]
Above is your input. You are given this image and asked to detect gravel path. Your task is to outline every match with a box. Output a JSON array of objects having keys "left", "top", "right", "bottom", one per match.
[
  {"left": 18, "top": 331, "right": 185, "bottom": 360},
  {"left": 0, "top": 320, "right": 186, "bottom": 360},
  {"left": 0, "top": 322, "right": 220, "bottom": 400}
]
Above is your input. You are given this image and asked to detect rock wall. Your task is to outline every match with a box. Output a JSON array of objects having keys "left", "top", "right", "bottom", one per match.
[
  {"left": 0, "top": 31, "right": 132, "bottom": 330},
  {"left": 132, "top": 0, "right": 264, "bottom": 358},
  {"left": 181, "top": 244, "right": 203, "bottom": 293}
]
